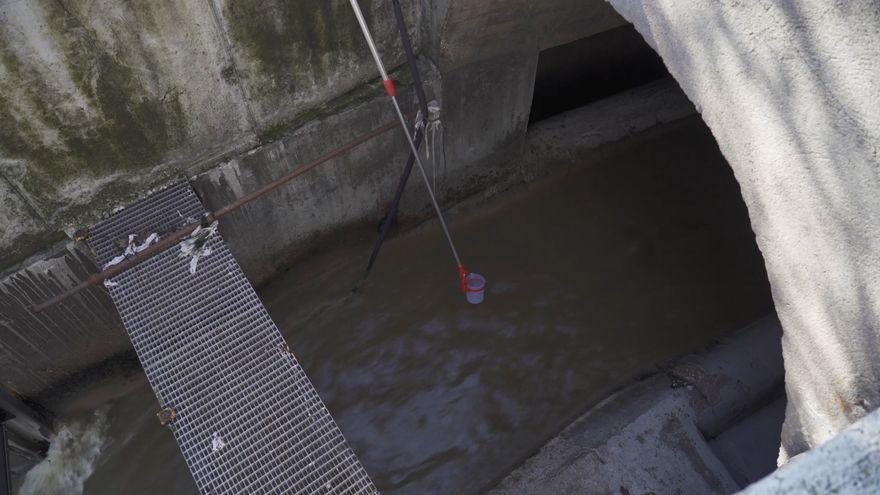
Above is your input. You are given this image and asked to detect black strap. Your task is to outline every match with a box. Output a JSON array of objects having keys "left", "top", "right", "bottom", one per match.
[
  {"left": 0, "top": 421, "right": 9, "bottom": 495},
  {"left": 353, "top": 0, "right": 431, "bottom": 292},
  {"left": 390, "top": 0, "right": 430, "bottom": 117}
]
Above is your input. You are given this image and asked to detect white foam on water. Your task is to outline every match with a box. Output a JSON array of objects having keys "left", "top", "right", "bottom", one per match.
[{"left": 17, "top": 409, "right": 109, "bottom": 495}]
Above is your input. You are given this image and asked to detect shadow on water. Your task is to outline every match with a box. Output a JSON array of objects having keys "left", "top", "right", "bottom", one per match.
[{"left": 21, "top": 116, "right": 772, "bottom": 495}]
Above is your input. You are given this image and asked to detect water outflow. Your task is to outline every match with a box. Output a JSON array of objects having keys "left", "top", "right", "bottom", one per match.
[{"left": 17, "top": 410, "right": 108, "bottom": 495}]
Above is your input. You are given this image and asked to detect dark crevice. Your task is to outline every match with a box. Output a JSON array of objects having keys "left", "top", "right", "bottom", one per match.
[{"left": 529, "top": 24, "right": 671, "bottom": 124}]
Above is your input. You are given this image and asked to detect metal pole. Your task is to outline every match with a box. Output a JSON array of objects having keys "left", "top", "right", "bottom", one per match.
[
  {"left": 348, "top": 0, "right": 465, "bottom": 270},
  {"left": 348, "top": 0, "right": 389, "bottom": 79},
  {"left": 388, "top": 96, "right": 463, "bottom": 267}
]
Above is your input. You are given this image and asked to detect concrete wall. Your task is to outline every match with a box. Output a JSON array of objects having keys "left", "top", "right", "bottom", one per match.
[
  {"left": 427, "top": 0, "right": 626, "bottom": 194},
  {"left": 192, "top": 68, "right": 432, "bottom": 284},
  {"left": 604, "top": 0, "right": 880, "bottom": 461},
  {"left": 741, "top": 405, "right": 880, "bottom": 494},
  {"left": 0, "top": 0, "right": 417, "bottom": 270}
]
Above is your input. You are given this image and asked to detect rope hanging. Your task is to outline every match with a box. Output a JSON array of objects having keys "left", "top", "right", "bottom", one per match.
[
  {"left": 353, "top": 0, "right": 430, "bottom": 292},
  {"left": 349, "top": 0, "right": 475, "bottom": 294}
]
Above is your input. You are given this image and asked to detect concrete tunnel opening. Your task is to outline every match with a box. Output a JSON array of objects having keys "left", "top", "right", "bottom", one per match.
[
  {"left": 506, "top": 22, "right": 789, "bottom": 491},
  {"left": 529, "top": 24, "right": 671, "bottom": 125},
  {"left": 9, "top": 0, "right": 876, "bottom": 492}
]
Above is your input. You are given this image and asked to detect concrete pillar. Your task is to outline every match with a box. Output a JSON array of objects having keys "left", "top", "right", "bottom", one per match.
[{"left": 604, "top": 0, "right": 880, "bottom": 461}]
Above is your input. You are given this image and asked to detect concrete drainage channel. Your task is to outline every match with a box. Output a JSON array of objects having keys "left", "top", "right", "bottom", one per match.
[
  {"left": 0, "top": 0, "right": 877, "bottom": 491},
  {"left": 488, "top": 315, "right": 786, "bottom": 494},
  {"left": 0, "top": 8, "right": 789, "bottom": 489},
  {"left": 3, "top": 312, "right": 792, "bottom": 495},
  {"left": 3, "top": 102, "right": 779, "bottom": 494}
]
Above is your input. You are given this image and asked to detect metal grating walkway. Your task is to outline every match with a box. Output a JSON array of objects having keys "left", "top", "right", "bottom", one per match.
[{"left": 89, "top": 183, "right": 378, "bottom": 495}]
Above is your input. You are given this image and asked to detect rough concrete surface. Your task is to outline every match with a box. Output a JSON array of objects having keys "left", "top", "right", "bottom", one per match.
[
  {"left": 605, "top": 0, "right": 880, "bottom": 461},
  {"left": 710, "top": 396, "right": 786, "bottom": 488},
  {"left": 490, "top": 389, "right": 740, "bottom": 495},
  {"left": 741, "top": 406, "right": 880, "bottom": 494},
  {"left": 430, "top": 0, "right": 626, "bottom": 180},
  {"left": 0, "top": 0, "right": 417, "bottom": 267},
  {"left": 215, "top": 0, "right": 418, "bottom": 131},
  {"left": 489, "top": 315, "right": 784, "bottom": 494},
  {"left": 0, "top": 243, "right": 127, "bottom": 396},
  {"left": 191, "top": 72, "right": 428, "bottom": 285},
  {"left": 0, "top": 0, "right": 255, "bottom": 237},
  {"left": 0, "top": 175, "right": 56, "bottom": 268}
]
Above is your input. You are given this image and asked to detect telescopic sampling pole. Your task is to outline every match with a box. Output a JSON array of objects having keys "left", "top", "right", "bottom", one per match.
[{"left": 348, "top": 0, "right": 471, "bottom": 288}]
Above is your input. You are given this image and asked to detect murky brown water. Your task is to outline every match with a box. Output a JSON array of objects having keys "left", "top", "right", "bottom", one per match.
[{"left": 18, "top": 117, "right": 772, "bottom": 495}]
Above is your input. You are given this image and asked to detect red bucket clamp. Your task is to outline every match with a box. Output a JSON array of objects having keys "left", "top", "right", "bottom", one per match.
[{"left": 458, "top": 265, "right": 470, "bottom": 293}]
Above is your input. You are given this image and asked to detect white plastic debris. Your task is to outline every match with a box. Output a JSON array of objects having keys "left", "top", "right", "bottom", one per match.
[
  {"left": 211, "top": 432, "right": 225, "bottom": 452},
  {"left": 415, "top": 100, "right": 444, "bottom": 190},
  {"left": 102, "top": 233, "right": 160, "bottom": 269},
  {"left": 179, "top": 221, "right": 219, "bottom": 275}
]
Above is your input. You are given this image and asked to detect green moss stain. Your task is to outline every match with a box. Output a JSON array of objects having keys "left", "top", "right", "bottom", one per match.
[
  {"left": 0, "top": 0, "right": 418, "bottom": 231},
  {"left": 0, "top": 1, "right": 189, "bottom": 216},
  {"left": 225, "top": 0, "right": 377, "bottom": 98},
  {"left": 256, "top": 62, "right": 413, "bottom": 144},
  {"left": 0, "top": 229, "right": 66, "bottom": 270}
]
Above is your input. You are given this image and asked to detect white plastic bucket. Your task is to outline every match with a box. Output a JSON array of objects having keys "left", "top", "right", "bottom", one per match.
[{"left": 465, "top": 273, "right": 487, "bottom": 304}]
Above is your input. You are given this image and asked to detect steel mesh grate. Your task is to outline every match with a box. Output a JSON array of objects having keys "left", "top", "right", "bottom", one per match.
[{"left": 89, "top": 183, "right": 379, "bottom": 494}]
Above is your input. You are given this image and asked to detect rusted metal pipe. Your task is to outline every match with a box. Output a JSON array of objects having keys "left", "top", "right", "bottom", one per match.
[{"left": 31, "top": 116, "right": 408, "bottom": 314}]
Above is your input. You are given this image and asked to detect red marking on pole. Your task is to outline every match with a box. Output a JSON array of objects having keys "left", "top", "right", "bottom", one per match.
[{"left": 383, "top": 78, "right": 397, "bottom": 97}]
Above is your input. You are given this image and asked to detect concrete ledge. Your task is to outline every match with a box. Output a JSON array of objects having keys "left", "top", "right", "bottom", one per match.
[
  {"left": 740, "top": 407, "right": 880, "bottom": 494},
  {"left": 711, "top": 396, "right": 786, "bottom": 487},
  {"left": 489, "top": 314, "right": 783, "bottom": 494},
  {"left": 522, "top": 77, "right": 697, "bottom": 180},
  {"left": 489, "top": 379, "right": 740, "bottom": 494}
]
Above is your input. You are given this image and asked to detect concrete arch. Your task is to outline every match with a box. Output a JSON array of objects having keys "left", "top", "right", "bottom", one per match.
[{"left": 604, "top": 0, "right": 880, "bottom": 462}]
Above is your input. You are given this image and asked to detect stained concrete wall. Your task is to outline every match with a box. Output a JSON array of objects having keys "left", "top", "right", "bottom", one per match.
[
  {"left": 0, "top": 0, "right": 417, "bottom": 270},
  {"left": 603, "top": 0, "right": 880, "bottom": 461},
  {"left": 0, "top": 0, "right": 623, "bottom": 282},
  {"left": 192, "top": 67, "right": 433, "bottom": 284}
]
